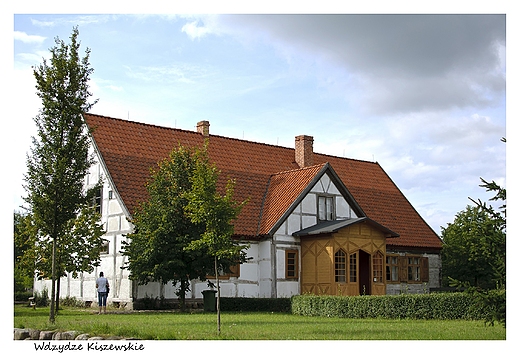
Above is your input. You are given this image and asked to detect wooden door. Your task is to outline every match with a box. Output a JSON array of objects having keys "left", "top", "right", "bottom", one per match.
[{"left": 359, "top": 250, "right": 371, "bottom": 295}]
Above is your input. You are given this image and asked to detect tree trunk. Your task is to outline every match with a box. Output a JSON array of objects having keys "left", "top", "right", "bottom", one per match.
[
  {"left": 56, "top": 277, "right": 61, "bottom": 313},
  {"left": 49, "top": 237, "right": 56, "bottom": 323},
  {"left": 179, "top": 280, "right": 187, "bottom": 312},
  {"left": 215, "top": 256, "right": 221, "bottom": 336}
]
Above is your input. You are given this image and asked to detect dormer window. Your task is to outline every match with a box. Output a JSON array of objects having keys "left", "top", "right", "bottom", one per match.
[{"left": 318, "top": 195, "right": 334, "bottom": 221}]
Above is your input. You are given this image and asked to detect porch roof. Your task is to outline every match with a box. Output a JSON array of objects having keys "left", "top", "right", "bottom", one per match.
[{"left": 293, "top": 217, "right": 400, "bottom": 238}]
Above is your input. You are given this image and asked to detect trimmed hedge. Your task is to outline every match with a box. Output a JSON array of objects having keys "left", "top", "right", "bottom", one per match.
[
  {"left": 291, "top": 291, "right": 505, "bottom": 321},
  {"left": 220, "top": 297, "right": 291, "bottom": 312}
]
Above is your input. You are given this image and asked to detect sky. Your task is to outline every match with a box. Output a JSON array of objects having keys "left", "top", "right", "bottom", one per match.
[{"left": 5, "top": 5, "right": 512, "bottom": 238}]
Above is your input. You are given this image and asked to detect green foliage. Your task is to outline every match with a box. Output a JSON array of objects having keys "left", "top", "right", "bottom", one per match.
[
  {"left": 33, "top": 288, "right": 49, "bottom": 307},
  {"left": 220, "top": 297, "right": 292, "bottom": 312},
  {"left": 184, "top": 143, "right": 249, "bottom": 265},
  {"left": 122, "top": 145, "right": 215, "bottom": 310},
  {"left": 441, "top": 206, "right": 506, "bottom": 289},
  {"left": 15, "top": 291, "right": 34, "bottom": 302},
  {"left": 183, "top": 142, "right": 249, "bottom": 334},
  {"left": 466, "top": 287, "right": 506, "bottom": 327},
  {"left": 23, "top": 26, "right": 100, "bottom": 322},
  {"left": 291, "top": 292, "right": 505, "bottom": 322},
  {"left": 59, "top": 296, "right": 85, "bottom": 308},
  {"left": 14, "top": 212, "right": 37, "bottom": 291}
]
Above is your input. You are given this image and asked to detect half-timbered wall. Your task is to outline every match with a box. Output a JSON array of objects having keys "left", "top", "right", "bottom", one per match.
[{"left": 272, "top": 172, "right": 358, "bottom": 297}]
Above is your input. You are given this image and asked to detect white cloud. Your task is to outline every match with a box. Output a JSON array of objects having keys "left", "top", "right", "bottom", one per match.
[
  {"left": 181, "top": 21, "right": 212, "bottom": 40},
  {"left": 14, "top": 31, "right": 45, "bottom": 43}
]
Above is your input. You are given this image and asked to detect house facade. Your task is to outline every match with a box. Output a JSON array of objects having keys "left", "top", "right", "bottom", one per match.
[{"left": 34, "top": 114, "right": 443, "bottom": 307}]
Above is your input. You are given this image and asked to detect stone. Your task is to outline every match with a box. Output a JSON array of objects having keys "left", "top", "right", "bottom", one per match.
[
  {"left": 75, "top": 333, "right": 90, "bottom": 340},
  {"left": 29, "top": 329, "right": 41, "bottom": 340},
  {"left": 13, "top": 329, "right": 30, "bottom": 340},
  {"left": 53, "top": 331, "right": 78, "bottom": 340},
  {"left": 39, "top": 331, "right": 55, "bottom": 340}
]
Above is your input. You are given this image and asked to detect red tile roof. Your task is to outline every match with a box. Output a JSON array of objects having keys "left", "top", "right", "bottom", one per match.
[
  {"left": 85, "top": 113, "right": 442, "bottom": 250},
  {"left": 259, "top": 164, "right": 327, "bottom": 235}
]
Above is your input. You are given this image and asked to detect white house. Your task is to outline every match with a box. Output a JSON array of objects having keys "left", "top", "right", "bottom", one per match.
[{"left": 34, "top": 114, "right": 443, "bottom": 308}]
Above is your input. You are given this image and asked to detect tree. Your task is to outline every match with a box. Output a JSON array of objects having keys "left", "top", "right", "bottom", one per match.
[
  {"left": 23, "top": 27, "right": 100, "bottom": 323},
  {"left": 14, "top": 212, "right": 36, "bottom": 293},
  {"left": 122, "top": 145, "right": 214, "bottom": 311},
  {"left": 469, "top": 137, "right": 506, "bottom": 226},
  {"left": 441, "top": 205, "right": 505, "bottom": 289},
  {"left": 185, "top": 145, "right": 249, "bottom": 335}
]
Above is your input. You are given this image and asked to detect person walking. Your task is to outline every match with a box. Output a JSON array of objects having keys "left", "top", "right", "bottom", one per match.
[{"left": 96, "top": 272, "right": 110, "bottom": 314}]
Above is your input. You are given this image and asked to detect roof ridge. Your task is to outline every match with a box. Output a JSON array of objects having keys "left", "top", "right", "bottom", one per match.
[
  {"left": 85, "top": 113, "right": 377, "bottom": 165},
  {"left": 270, "top": 163, "right": 328, "bottom": 177},
  {"left": 85, "top": 113, "right": 298, "bottom": 152}
]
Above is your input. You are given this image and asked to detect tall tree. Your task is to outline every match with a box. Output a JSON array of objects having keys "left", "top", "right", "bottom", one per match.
[
  {"left": 185, "top": 145, "right": 249, "bottom": 335},
  {"left": 122, "top": 145, "right": 214, "bottom": 311},
  {"left": 23, "top": 27, "right": 100, "bottom": 323}
]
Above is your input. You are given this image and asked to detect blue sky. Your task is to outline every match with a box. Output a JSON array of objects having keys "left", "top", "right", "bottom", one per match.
[{"left": 6, "top": 8, "right": 510, "bottom": 236}]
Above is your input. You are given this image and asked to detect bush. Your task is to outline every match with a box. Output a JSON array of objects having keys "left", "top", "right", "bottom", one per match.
[
  {"left": 33, "top": 288, "right": 49, "bottom": 307},
  {"left": 220, "top": 297, "right": 292, "bottom": 312},
  {"left": 468, "top": 288, "right": 506, "bottom": 327},
  {"left": 60, "top": 296, "right": 85, "bottom": 308},
  {"left": 14, "top": 291, "right": 33, "bottom": 302},
  {"left": 291, "top": 291, "right": 505, "bottom": 322}
]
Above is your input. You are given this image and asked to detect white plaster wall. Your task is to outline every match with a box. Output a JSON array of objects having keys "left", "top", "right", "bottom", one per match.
[{"left": 277, "top": 281, "right": 299, "bottom": 298}]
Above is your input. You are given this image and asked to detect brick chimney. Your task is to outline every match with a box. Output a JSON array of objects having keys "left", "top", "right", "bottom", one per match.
[
  {"left": 295, "top": 135, "right": 314, "bottom": 168},
  {"left": 197, "top": 120, "right": 210, "bottom": 137}
]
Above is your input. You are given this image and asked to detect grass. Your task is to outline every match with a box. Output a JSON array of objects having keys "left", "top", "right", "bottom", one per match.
[{"left": 14, "top": 305, "right": 506, "bottom": 340}]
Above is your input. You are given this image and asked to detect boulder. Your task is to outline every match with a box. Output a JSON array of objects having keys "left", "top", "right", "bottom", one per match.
[
  {"left": 39, "top": 331, "right": 55, "bottom": 340},
  {"left": 13, "top": 329, "right": 30, "bottom": 340},
  {"left": 53, "top": 331, "right": 79, "bottom": 340}
]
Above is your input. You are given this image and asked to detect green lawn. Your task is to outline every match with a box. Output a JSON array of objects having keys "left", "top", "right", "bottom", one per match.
[{"left": 14, "top": 305, "right": 506, "bottom": 340}]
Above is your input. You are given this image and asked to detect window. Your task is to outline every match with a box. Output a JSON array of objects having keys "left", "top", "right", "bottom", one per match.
[
  {"left": 100, "top": 240, "right": 109, "bottom": 255},
  {"left": 334, "top": 249, "right": 346, "bottom": 283},
  {"left": 318, "top": 196, "right": 334, "bottom": 221},
  {"left": 207, "top": 263, "right": 240, "bottom": 279},
  {"left": 373, "top": 252, "right": 383, "bottom": 283},
  {"left": 386, "top": 255, "right": 399, "bottom": 282},
  {"left": 349, "top": 253, "right": 357, "bottom": 282},
  {"left": 408, "top": 257, "right": 421, "bottom": 282},
  {"left": 286, "top": 249, "right": 299, "bottom": 279},
  {"left": 92, "top": 188, "right": 102, "bottom": 214}
]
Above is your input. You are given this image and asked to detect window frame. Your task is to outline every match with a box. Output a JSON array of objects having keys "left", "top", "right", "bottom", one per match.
[
  {"left": 334, "top": 249, "right": 347, "bottom": 283},
  {"left": 407, "top": 256, "right": 421, "bottom": 283},
  {"left": 389, "top": 254, "right": 430, "bottom": 284},
  {"left": 386, "top": 254, "right": 399, "bottom": 283},
  {"left": 206, "top": 263, "right": 240, "bottom": 280},
  {"left": 92, "top": 188, "right": 102, "bottom": 214},
  {"left": 285, "top": 249, "right": 299, "bottom": 280},
  {"left": 372, "top": 251, "right": 384, "bottom": 283},
  {"left": 100, "top": 240, "right": 110, "bottom": 255},
  {"left": 349, "top": 252, "right": 357, "bottom": 283},
  {"left": 317, "top": 195, "right": 335, "bottom": 222}
]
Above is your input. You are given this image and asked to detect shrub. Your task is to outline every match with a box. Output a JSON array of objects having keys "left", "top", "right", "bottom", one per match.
[
  {"left": 33, "top": 287, "right": 49, "bottom": 307},
  {"left": 220, "top": 297, "right": 292, "bottom": 312},
  {"left": 60, "top": 296, "right": 84, "bottom": 307},
  {"left": 468, "top": 288, "right": 506, "bottom": 327},
  {"left": 14, "top": 291, "right": 33, "bottom": 302},
  {"left": 291, "top": 291, "right": 504, "bottom": 322}
]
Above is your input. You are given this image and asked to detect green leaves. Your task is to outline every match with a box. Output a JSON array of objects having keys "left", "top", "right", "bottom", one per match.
[
  {"left": 23, "top": 26, "right": 100, "bottom": 322},
  {"left": 441, "top": 206, "right": 505, "bottom": 289}
]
